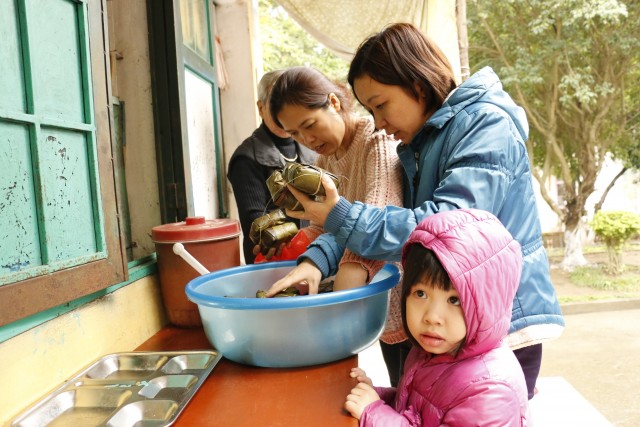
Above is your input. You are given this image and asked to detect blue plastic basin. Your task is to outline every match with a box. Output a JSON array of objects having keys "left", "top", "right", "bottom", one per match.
[{"left": 185, "top": 261, "right": 400, "bottom": 368}]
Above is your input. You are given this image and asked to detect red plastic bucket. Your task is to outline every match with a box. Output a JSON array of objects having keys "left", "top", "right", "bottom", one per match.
[{"left": 152, "top": 216, "right": 240, "bottom": 327}]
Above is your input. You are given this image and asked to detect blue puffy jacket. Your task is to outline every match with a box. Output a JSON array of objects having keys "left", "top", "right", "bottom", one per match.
[{"left": 303, "top": 67, "right": 564, "bottom": 338}]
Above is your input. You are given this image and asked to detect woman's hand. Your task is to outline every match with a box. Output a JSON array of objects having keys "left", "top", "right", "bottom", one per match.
[
  {"left": 264, "top": 260, "right": 322, "bottom": 297},
  {"left": 333, "top": 263, "right": 368, "bottom": 292},
  {"left": 252, "top": 243, "right": 285, "bottom": 261},
  {"left": 285, "top": 174, "right": 340, "bottom": 227},
  {"left": 344, "top": 382, "right": 380, "bottom": 420}
]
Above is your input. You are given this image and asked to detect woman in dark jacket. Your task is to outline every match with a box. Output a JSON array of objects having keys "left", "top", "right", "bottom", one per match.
[{"left": 227, "top": 70, "right": 316, "bottom": 263}]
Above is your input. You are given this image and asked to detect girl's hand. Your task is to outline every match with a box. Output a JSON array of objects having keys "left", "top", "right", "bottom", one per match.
[
  {"left": 349, "top": 367, "right": 373, "bottom": 386},
  {"left": 264, "top": 260, "right": 322, "bottom": 297},
  {"left": 344, "top": 382, "right": 380, "bottom": 420},
  {"left": 285, "top": 174, "right": 340, "bottom": 227}
]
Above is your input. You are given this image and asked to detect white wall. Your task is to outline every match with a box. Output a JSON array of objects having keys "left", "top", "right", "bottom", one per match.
[
  {"left": 214, "top": 0, "right": 263, "bottom": 263},
  {"left": 535, "top": 159, "right": 640, "bottom": 233}
]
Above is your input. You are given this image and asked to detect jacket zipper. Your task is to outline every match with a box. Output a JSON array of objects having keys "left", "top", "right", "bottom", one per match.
[{"left": 413, "top": 151, "right": 420, "bottom": 187}]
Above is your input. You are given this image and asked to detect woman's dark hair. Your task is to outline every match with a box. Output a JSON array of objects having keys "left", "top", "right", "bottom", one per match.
[
  {"left": 347, "top": 22, "right": 457, "bottom": 114},
  {"left": 401, "top": 243, "right": 453, "bottom": 349},
  {"left": 269, "top": 66, "right": 352, "bottom": 128}
]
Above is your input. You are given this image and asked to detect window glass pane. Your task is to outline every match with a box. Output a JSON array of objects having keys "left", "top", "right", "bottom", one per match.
[
  {"left": 39, "top": 127, "right": 98, "bottom": 261},
  {"left": 0, "top": 1, "right": 26, "bottom": 112},
  {"left": 0, "top": 121, "right": 42, "bottom": 276},
  {"left": 28, "top": 0, "right": 85, "bottom": 122},
  {"left": 184, "top": 69, "right": 218, "bottom": 218},
  {"left": 180, "top": 0, "right": 211, "bottom": 63}
]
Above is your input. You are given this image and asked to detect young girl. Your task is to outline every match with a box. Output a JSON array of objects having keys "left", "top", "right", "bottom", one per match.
[
  {"left": 266, "top": 23, "right": 564, "bottom": 397},
  {"left": 344, "top": 209, "right": 530, "bottom": 426}
]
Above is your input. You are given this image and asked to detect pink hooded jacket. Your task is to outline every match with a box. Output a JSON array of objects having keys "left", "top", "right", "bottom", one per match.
[{"left": 360, "top": 209, "right": 530, "bottom": 426}]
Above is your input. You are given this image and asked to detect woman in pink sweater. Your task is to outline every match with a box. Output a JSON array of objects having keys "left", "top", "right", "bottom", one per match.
[{"left": 269, "top": 66, "right": 405, "bottom": 343}]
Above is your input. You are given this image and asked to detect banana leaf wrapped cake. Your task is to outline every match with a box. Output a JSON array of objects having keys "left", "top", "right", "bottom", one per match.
[
  {"left": 249, "top": 209, "right": 298, "bottom": 255},
  {"left": 267, "top": 170, "right": 303, "bottom": 211},
  {"left": 267, "top": 162, "right": 340, "bottom": 211}
]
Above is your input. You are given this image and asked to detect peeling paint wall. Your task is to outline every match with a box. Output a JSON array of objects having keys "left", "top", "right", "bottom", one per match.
[
  {"left": 107, "top": 0, "right": 161, "bottom": 258},
  {"left": 0, "top": 276, "right": 166, "bottom": 425}
]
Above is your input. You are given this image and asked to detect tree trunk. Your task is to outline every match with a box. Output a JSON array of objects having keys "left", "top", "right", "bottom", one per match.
[
  {"left": 456, "top": 0, "right": 470, "bottom": 81},
  {"left": 606, "top": 245, "right": 625, "bottom": 275},
  {"left": 560, "top": 220, "right": 589, "bottom": 270},
  {"left": 594, "top": 167, "right": 628, "bottom": 214}
]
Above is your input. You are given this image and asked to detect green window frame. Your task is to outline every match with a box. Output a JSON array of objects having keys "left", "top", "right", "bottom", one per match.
[{"left": 0, "top": 0, "right": 126, "bottom": 326}]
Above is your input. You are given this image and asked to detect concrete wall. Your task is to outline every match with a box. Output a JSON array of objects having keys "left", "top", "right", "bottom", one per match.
[
  {"left": 536, "top": 159, "right": 640, "bottom": 234},
  {"left": 108, "top": 0, "right": 161, "bottom": 258}
]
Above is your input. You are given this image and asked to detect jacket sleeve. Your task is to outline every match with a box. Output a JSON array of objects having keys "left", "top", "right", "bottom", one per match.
[
  {"left": 228, "top": 155, "right": 275, "bottom": 263},
  {"left": 227, "top": 155, "right": 273, "bottom": 226},
  {"left": 373, "top": 386, "right": 397, "bottom": 405},
  {"left": 360, "top": 400, "right": 423, "bottom": 427},
  {"left": 297, "top": 233, "right": 345, "bottom": 277},
  {"left": 324, "top": 109, "right": 519, "bottom": 262},
  {"left": 440, "top": 381, "right": 526, "bottom": 427}
]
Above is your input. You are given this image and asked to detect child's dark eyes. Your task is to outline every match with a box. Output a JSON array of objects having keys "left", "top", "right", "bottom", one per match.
[
  {"left": 413, "top": 289, "right": 427, "bottom": 299},
  {"left": 375, "top": 103, "right": 384, "bottom": 110},
  {"left": 448, "top": 296, "right": 461, "bottom": 306}
]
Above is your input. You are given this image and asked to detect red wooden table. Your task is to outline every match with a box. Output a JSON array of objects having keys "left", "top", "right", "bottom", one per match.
[{"left": 136, "top": 327, "right": 358, "bottom": 426}]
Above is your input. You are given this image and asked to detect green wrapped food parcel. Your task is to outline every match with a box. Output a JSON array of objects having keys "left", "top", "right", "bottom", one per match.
[
  {"left": 249, "top": 210, "right": 298, "bottom": 255},
  {"left": 267, "top": 162, "right": 341, "bottom": 211}
]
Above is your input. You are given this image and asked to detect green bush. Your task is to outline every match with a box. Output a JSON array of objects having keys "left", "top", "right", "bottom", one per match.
[{"left": 590, "top": 211, "right": 640, "bottom": 274}]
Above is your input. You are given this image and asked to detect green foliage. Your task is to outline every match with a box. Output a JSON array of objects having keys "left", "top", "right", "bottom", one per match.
[
  {"left": 258, "top": 0, "right": 349, "bottom": 82},
  {"left": 468, "top": 0, "right": 640, "bottom": 236},
  {"left": 591, "top": 211, "right": 640, "bottom": 249},
  {"left": 569, "top": 264, "right": 640, "bottom": 292},
  {"left": 591, "top": 210, "right": 640, "bottom": 273}
]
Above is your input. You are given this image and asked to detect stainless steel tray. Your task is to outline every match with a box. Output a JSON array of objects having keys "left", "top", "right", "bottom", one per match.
[{"left": 10, "top": 350, "right": 222, "bottom": 427}]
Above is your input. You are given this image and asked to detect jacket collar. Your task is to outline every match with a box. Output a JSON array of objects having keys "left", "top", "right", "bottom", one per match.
[
  {"left": 252, "top": 123, "right": 316, "bottom": 167},
  {"left": 426, "top": 66, "right": 500, "bottom": 129}
]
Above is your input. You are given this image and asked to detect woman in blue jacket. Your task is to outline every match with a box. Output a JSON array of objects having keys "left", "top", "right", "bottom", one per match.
[{"left": 266, "top": 22, "right": 564, "bottom": 399}]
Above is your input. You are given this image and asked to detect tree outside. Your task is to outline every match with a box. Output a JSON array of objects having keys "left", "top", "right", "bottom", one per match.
[
  {"left": 467, "top": 0, "right": 640, "bottom": 268},
  {"left": 258, "top": 0, "right": 349, "bottom": 82},
  {"left": 590, "top": 210, "right": 640, "bottom": 274},
  {"left": 258, "top": 0, "right": 640, "bottom": 274}
]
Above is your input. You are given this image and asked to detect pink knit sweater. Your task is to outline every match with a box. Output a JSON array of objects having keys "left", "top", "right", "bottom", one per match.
[{"left": 302, "top": 116, "right": 406, "bottom": 344}]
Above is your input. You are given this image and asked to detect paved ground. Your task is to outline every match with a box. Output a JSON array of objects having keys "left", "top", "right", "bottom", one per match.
[
  {"left": 359, "top": 305, "right": 640, "bottom": 427},
  {"left": 538, "top": 307, "right": 640, "bottom": 427}
]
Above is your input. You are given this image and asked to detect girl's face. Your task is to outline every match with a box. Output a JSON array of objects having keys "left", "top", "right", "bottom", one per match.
[
  {"left": 353, "top": 75, "right": 430, "bottom": 144},
  {"left": 277, "top": 94, "right": 347, "bottom": 157},
  {"left": 406, "top": 280, "right": 466, "bottom": 356}
]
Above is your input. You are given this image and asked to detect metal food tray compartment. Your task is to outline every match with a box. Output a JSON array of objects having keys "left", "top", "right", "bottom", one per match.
[{"left": 10, "top": 350, "right": 222, "bottom": 427}]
